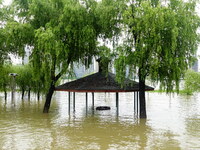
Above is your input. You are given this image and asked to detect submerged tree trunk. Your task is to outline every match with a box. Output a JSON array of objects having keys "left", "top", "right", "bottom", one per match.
[
  {"left": 3, "top": 84, "right": 7, "bottom": 100},
  {"left": 139, "top": 70, "right": 147, "bottom": 118},
  {"left": 43, "top": 58, "right": 70, "bottom": 113},
  {"left": 37, "top": 91, "right": 40, "bottom": 101},
  {"left": 4, "top": 89, "right": 7, "bottom": 100},
  {"left": 22, "top": 89, "right": 25, "bottom": 100},
  {"left": 43, "top": 81, "right": 55, "bottom": 113},
  {"left": 28, "top": 88, "right": 31, "bottom": 100}
]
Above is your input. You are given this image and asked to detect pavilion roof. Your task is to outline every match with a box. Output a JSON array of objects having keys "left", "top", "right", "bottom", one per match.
[{"left": 55, "top": 72, "right": 154, "bottom": 92}]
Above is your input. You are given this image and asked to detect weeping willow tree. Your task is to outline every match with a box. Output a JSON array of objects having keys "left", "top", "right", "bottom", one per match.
[
  {"left": 5, "top": 0, "right": 124, "bottom": 112},
  {"left": 12, "top": 65, "right": 32, "bottom": 100},
  {"left": 10, "top": 64, "right": 46, "bottom": 100},
  {"left": 0, "top": 64, "right": 12, "bottom": 100},
  {"left": 115, "top": 0, "right": 200, "bottom": 118}
]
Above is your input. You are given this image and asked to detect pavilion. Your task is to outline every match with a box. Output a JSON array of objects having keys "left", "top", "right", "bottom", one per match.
[{"left": 55, "top": 60, "right": 154, "bottom": 115}]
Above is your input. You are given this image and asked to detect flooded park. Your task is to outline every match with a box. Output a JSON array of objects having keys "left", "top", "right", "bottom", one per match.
[
  {"left": 0, "top": 91, "right": 200, "bottom": 150},
  {"left": 1, "top": 0, "right": 200, "bottom": 149}
]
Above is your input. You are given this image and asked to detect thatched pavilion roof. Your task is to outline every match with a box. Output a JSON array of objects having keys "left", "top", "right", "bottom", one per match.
[{"left": 55, "top": 72, "right": 154, "bottom": 92}]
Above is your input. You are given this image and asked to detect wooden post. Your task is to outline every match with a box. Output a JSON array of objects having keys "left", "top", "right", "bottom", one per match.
[
  {"left": 134, "top": 92, "right": 136, "bottom": 112},
  {"left": 135, "top": 91, "right": 138, "bottom": 115},
  {"left": 86, "top": 92, "right": 88, "bottom": 113},
  {"left": 73, "top": 92, "right": 75, "bottom": 112},
  {"left": 68, "top": 92, "right": 70, "bottom": 114},
  {"left": 116, "top": 92, "right": 119, "bottom": 115},
  {"left": 134, "top": 91, "right": 139, "bottom": 116},
  {"left": 92, "top": 92, "right": 94, "bottom": 110},
  {"left": 137, "top": 91, "right": 139, "bottom": 115}
]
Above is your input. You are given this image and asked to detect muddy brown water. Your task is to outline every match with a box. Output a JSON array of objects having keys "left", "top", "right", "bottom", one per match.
[{"left": 0, "top": 92, "right": 200, "bottom": 150}]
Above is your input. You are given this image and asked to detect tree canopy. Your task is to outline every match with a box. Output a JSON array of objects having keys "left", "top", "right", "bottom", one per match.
[
  {"left": 116, "top": 0, "right": 200, "bottom": 92},
  {"left": 0, "top": 28, "right": 7, "bottom": 65},
  {"left": 0, "top": 3, "right": 8, "bottom": 65}
]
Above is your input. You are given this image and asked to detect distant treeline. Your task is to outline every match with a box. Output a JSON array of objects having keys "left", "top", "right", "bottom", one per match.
[
  {"left": 183, "top": 70, "right": 200, "bottom": 95},
  {"left": 150, "top": 69, "right": 200, "bottom": 95},
  {"left": 0, "top": 64, "right": 58, "bottom": 100}
]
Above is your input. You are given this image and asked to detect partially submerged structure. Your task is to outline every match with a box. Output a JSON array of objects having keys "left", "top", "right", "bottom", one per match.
[{"left": 55, "top": 59, "right": 154, "bottom": 115}]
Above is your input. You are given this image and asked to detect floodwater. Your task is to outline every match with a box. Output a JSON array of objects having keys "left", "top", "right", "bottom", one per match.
[{"left": 0, "top": 92, "right": 200, "bottom": 150}]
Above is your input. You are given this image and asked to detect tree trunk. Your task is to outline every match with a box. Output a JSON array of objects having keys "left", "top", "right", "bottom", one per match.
[
  {"left": 22, "top": 89, "right": 25, "bottom": 100},
  {"left": 4, "top": 89, "right": 7, "bottom": 101},
  {"left": 37, "top": 91, "right": 40, "bottom": 101},
  {"left": 43, "top": 82, "right": 55, "bottom": 113},
  {"left": 28, "top": 88, "right": 31, "bottom": 100},
  {"left": 42, "top": 58, "right": 69, "bottom": 113},
  {"left": 139, "top": 70, "right": 147, "bottom": 118},
  {"left": 3, "top": 84, "right": 7, "bottom": 100}
]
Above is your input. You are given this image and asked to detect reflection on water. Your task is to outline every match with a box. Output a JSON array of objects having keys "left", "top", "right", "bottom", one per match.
[{"left": 0, "top": 92, "right": 200, "bottom": 150}]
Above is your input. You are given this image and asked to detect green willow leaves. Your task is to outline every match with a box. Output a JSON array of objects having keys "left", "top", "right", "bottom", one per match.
[{"left": 115, "top": 0, "right": 200, "bottom": 92}]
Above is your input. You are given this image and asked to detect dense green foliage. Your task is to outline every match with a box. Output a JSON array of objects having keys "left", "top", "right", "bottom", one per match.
[
  {"left": 0, "top": 64, "right": 12, "bottom": 99},
  {"left": 0, "top": 3, "right": 18, "bottom": 66},
  {"left": 115, "top": 0, "right": 199, "bottom": 92},
  {"left": 7, "top": 0, "right": 124, "bottom": 83},
  {"left": 13, "top": 0, "right": 119, "bottom": 74},
  {"left": 0, "top": 29, "right": 7, "bottom": 65},
  {"left": 12, "top": 64, "right": 33, "bottom": 99},
  {"left": 0, "top": 5, "right": 8, "bottom": 65},
  {"left": 184, "top": 70, "right": 200, "bottom": 95},
  {"left": 0, "top": 64, "right": 47, "bottom": 100}
]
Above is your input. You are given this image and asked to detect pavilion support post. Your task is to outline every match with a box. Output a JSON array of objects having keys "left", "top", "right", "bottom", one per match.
[
  {"left": 86, "top": 92, "right": 88, "bottom": 113},
  {"left": 134, "top": 91, "right": 139, "bottom": 117},
  {"left": 116, "top": 92, "right": 119, "bottom": 115},
  {"left": 134, "top": 92, "right": 136, "bottom": 112},
  {"left": 73, "top": 92, "right": 75, "bottom": 112},
  {"left": 136, "top": 91, "right": 138, "bottom": 115},
  {"left": 137, "top": 91, "right": 139, "bottom": 115},
  {"left": 68, "top": 92, "right": 70, "bottom": 114},
  {"left": 92, "top": 92, "right": 94, "bottom": 110}
]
